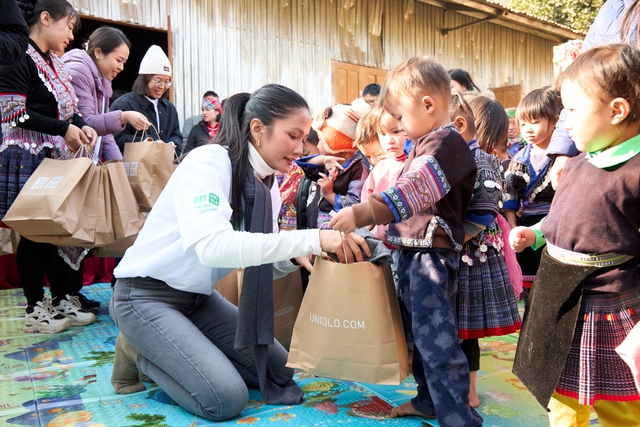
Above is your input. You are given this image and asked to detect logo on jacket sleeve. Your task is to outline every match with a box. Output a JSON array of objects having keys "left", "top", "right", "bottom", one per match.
[{"left": 194, "top": 193, "right": 220, "bottom": 213}]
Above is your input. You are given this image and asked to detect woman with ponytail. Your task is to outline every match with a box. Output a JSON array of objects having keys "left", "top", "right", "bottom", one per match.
[
  {"left": 109, "top": 84, "right": 370, "bottom": 421},
  {"left": 0, "top": 0, "right": 97, "bottom": 334}
]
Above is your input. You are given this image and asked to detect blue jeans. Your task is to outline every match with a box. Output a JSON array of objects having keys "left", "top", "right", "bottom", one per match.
[
  {"left": 397, "top": 249, "right": 483, "bottom": 427},
  {"left": 110, "top": 277, "right": 293, "bottom": 421}
]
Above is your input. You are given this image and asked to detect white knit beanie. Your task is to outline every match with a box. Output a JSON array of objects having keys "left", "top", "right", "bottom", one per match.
[{"left": 139, "top": 45, "right": 171, "bottom": 76}]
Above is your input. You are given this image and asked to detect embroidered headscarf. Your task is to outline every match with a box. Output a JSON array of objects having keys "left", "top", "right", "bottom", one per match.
[{"left": 202, "top": 97, "right": 223, "bottom": 138}]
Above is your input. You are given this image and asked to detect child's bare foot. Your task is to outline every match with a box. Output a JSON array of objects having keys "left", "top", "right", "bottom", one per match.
[
  {"left": 389, "top": 401, "right": 436, "bottom": 419},
  {"left": 468, "top": 391, "right": 480, "bottom": 408}
]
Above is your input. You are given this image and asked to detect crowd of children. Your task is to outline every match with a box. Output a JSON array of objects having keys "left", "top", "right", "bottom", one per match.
[{"left": 326, "top": 43, "right": 640, "bottom": 426}]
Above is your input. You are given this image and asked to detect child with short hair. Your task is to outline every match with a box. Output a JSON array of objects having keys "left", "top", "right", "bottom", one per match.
[
  {"left": 450, "top": 93, "right": 521, "bottom": 408},
  {"left": 471, "top": 97, "right": 511, "bottom": 172},
  {"left": 357, "top": 108, "right": 408, "bottom": 242},
  {"left": 510, "top": 43, "right": 640, "bottom": 426},
  {"left": 295, "top": 103, "right": 369, "bottom": 230},
  {"left": 503, "top": 86, "right": 562, "bottom": 311},
  {"left": 330, "top": 56, "right": 483, "bottom": 426},
  {"left": 505, "top": 107, "right": 526, "bottom": 158},
  {"left": 353, "top": 109, "right": 387, "bottom": 167}
]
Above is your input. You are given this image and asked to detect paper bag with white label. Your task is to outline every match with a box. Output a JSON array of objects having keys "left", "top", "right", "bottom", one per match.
[
  {"left": 273, "top": 269, "right": 304, "bottom": 350},
  {"left": 3, "top": 157, "right": 94, "bottom": 238},
  {"left": 286, "top": 258, "right": 409, "bottom": 385},
  {"left": 27, "top": 163, "right": 107, "bottom": 247},
  {"left": 214, "top": 268, "right": 303, "bottom": 350},
  {"left": 123, "top": 140, "right": 175, "bottom": 212}
]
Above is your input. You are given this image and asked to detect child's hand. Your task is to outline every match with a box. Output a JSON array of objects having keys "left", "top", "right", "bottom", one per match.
[
  {"left": 509, "top": 226, "right": 535, "bottom": 253},
  {"left": 329, "top": 207, "right": 357, "bottom": 234},
  {"left": 317, "top": 172, "right": 335, "bottom": 198},
  {"left": 323, "top": 156, "right": 345, "bottom": 171}
]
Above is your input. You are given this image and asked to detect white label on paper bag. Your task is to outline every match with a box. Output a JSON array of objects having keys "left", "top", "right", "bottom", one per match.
[
  {"left": 274, "top": 305, "right": 295, "bottom": 318},
  {"left": 123, "top": 162, "right": 130, "bottom": 175},
  {"left": 31, "top": 177, "right": 50, "bottom": 190},
  {"left": 44, "top": 176, "right": 63, "bottom": 189},
  {"left": 129, "top": 161, "right": 138, "bottom": 177},
  {"left": 309, "top": 313, "right": 365, "bottom": 329}
]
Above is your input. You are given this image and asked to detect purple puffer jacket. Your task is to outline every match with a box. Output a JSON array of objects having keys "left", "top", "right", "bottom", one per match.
[{"left": 62, "top": 49, "right": 124, "bottom": 161}]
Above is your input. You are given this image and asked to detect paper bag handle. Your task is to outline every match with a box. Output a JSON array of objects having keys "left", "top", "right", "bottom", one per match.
[
  {"left": 321, "top": 222, "right": 350, "bottom": 265},
  {"left": 132, "top": 123, "right": 160, "bottom": 143},
  {"left": 58, "top": 143, "right": 95, "bottom": 161},
  {"left": 339, "top": 231, "right": 349, "bottom": 265}
]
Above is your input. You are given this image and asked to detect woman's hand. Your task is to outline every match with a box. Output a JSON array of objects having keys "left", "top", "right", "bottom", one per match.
[
  {"left": 82, "top": 126, "right": 97, "bottom": 149},
  {"left": 64, "top": 124, "right": 89, "bottom": 152},
  {"left": 319, "top": 229, "right": 371, "bottom": 263},
  {"left": 294, "top": 255, "right": 313, "bottom": 273},
  {"left": 329, "top": 207, "right": 357, "bottom": 234},
  {"left": 509, "top": 226, "right": 536, "bottom": 253},
  {"left": 122, "top": 111, "right": 151, "bottom": 131}
]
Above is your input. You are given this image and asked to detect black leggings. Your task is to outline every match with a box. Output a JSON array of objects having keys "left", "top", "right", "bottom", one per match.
[
  {"left": 17, "top": 237, "right": 81, "bottom": 306},
  {"left": 460, "top": 339, "right": 480, "bottom": 372}
]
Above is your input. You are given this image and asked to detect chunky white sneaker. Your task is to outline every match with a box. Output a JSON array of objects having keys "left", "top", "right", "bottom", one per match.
[
  {"left": 53, "top": 294, "right": 96, "bottom": 326},
  {"left": 24, "top": 297, "right": 72, "bottom": 334}
]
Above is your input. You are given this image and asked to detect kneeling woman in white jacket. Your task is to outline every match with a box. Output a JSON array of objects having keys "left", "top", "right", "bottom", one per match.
[{"left": 109, "top": 83, "right": 369, "bottom": 421}]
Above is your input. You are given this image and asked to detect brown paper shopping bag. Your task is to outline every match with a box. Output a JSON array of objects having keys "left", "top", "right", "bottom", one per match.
[
  {"left": 273, "top": 269, "right": 304, "bottom": 350},
  {"left": 105, "top": 161, "right": 142, "bottom": 239},
  {"left": 27, "top": 164, "right": 113, "bottom": 247},
  {"left": 94, "top": 234, "right": 137, "bottom": 258},
  {"left": 215, "top": 268, "right": 302, "bottom": 349},
  {"left": 0, "top": 228, "right": 19, "bottom": 255},
  {"left": 94, "top": 210, "right": 145, "bottom": 257},
  {"left": 123, "top": 140, "right": 175, "bottom": 212},
  {"left": 286, "top": 258, "right": 409, "bottom": 385},
  {"left": 215, "top": 269, "right": 244, "bottom": 306},
  {"left": 3, "top": 157, "right": 94, "bottom": 238},
  {"left": 93, "top": 165, "right": 114, "bottom": 246}
]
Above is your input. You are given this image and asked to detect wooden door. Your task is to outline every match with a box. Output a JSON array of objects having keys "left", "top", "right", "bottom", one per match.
[
  {"left": 490, "top": 84, "right": 522, "bottom": 109},
  {"left": 332, "top": 61, "right": 387, "bottom": 104}
]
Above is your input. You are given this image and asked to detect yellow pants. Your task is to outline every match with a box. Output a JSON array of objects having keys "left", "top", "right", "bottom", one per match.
[{"left": 548, "top": 392, "right": 640, "bottom": 427}]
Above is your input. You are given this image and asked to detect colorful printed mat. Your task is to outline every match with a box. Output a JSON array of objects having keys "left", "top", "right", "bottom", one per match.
[{"left": 0, "top": 283, "right": 600, "bottom": 426}]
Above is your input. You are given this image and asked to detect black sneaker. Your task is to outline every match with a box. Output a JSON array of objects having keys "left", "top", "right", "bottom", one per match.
[{"left": 73, "top": 292, "right": 101, "bottom": 309}]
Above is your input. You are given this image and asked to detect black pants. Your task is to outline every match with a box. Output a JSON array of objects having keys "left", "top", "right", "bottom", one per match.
[
  {"left": 460, "top": 339, "right": 480, "bottom": 372},
  {"left": 17, "top": 237, "right": 81, "bottom": 306}
]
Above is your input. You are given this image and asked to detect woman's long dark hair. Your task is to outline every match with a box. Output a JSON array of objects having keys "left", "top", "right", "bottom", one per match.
[
  {"left": 18, "top": 0, "right": 80, "bottom": 30},
  {"left": 213, "top": 84, "right": 308, "bottom": 228},
  {"left": 87, "top": 26, "right": 131, "bottom": 60},
  {"left": 448, "top": 68, "right": 480, "bottom": 92}
]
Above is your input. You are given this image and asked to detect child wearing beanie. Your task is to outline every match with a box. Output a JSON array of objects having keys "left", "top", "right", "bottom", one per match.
[{"left": 295, "top": 102, "right": 369, "bottom": 230}]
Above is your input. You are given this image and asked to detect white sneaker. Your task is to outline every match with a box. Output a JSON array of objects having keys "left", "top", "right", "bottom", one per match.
[
  {"left": 53, "top": 294, "right": 96, "bottom": 326},
  {"left": 24, "top": 297, "right": 72, "bottom": 334}
]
